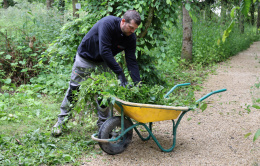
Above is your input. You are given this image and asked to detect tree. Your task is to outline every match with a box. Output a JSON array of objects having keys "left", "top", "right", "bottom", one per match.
[
  {"left": 72, "top": 0, "right": 79, "bottom": 18},
  {"left": 250, "top": 0, "right": 255, "bottom": 25},
  {"left": 239, "top": 0, "right": 245, "bottom": 34},
  {"left": 46, "top": 0, "right": 53, "bottom": 9},
  {"left": 3, "top": 0, "right": 9, "bottom": 8},
  {"left": 221, "top": 0, "right": 253, "bottom": 43},
  {"left": 257, "top": 0, "right": 260, "bottom": 33},
  {"left": 181, "top": 1, "right": 193, "bottom": 61}
]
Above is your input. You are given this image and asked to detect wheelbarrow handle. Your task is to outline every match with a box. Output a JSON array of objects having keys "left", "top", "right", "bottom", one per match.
[
  {"left": 164, "top": 83, "right": 191, "bottom": 98},
  {"left": 196, "top": 89, "right": 227, "bottom": 103}
]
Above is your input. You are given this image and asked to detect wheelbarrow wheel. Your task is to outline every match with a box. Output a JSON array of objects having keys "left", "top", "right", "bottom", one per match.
[{"left": 98, "top": 116, "right": 133, "bottom": 155}]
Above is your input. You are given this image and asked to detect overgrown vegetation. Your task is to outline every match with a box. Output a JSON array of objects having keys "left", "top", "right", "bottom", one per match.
[
  {"left": 0, "top": 0, "right": 260, "bottom": 165},
  {"left": 75, "top": 72, "right": 196, "bottom": 113},
  {"left": 0, "top": 1, "right": 66, "bottom": 86}
]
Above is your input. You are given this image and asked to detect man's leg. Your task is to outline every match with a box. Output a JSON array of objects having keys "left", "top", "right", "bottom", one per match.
[
  {"left": 95, "top": 62, "right": 113, "bottom": 129},
  {"left": 96, "top": 99, "right": 110, "bottom": 129},
  {"left": 52, "top": 53, "right": 95, "bottom": 136}
]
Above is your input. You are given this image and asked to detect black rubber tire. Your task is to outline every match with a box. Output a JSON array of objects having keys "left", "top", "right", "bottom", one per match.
[{"left": 98, "top": 116, "right": 133, "bottom": 155}]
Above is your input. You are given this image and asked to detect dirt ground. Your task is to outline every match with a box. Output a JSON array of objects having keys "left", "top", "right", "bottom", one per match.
[{"left": 81, "top": 42, "right": 260, "bottom": 165}]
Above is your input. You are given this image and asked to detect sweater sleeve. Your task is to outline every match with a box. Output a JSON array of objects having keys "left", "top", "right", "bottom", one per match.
[
  {"left": 125, "top": 38, "right": 141, "bottom": 83},
  {"left": 98, "top": 22, "right": 123, "bottom": 75}
]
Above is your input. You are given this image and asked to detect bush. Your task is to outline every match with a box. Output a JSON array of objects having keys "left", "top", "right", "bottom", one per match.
[
  {"left": 153, "top": 18, "right": 259, "bottom": 70},
  {"left": 0, "top": 1, "right": 65, "bottom": 86}
]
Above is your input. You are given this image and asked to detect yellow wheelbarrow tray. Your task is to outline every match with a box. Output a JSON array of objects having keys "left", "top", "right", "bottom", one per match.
[
  {"left": 92, "top": 83, "right": 226, "bottom": 155},
  {"left": 113, "top": 98, "right": 189, "bottom": 123}
]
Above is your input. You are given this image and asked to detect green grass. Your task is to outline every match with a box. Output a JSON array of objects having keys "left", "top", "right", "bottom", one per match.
[
  {"left": 0, "top": 93, "right": 57, "bottom": 134},
  {"left": 0, "top": 92, "right": 100, "bottom": 165}
]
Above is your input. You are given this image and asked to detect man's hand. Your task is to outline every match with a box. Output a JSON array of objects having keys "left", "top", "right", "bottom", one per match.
[{"left": 117, "top": 72, "right": 128, "bottom": 87}]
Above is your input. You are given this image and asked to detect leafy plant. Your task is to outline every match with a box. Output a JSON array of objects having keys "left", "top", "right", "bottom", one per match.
[
  {"left": 44, "top": 0, "right": 181, "bottom": 85},
  {"left": 253, "top": 129, "right": 260, "bottom": 142},
  {"left": 0, "top": 1, "right": 66, "bottom": 85},
  {"left": 75, "top": 71, "right": 196, "bottom": 117},
  {"left": 0, "top": 91, "right": 98, "bottom": 165}
]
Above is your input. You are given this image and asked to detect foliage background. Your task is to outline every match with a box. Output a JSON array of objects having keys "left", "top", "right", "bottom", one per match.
[{"left": 0, "top": 0, "right": 260, "bottom": 165}]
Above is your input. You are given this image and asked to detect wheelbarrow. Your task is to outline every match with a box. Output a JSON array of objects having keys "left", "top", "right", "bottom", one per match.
[{"left": 92, "top": 83, "right": 226, "bottom": 155}]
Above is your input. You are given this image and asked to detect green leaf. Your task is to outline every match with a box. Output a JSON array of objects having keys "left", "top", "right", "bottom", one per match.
[
  {"left": 230, "top": 7, "right": 239, "bottom": 19},
  {"left": 244, "top": 132, "right": 252, "bottom": 138},
  {"left": 5, "top": 55, "right": 12, "bottom": 59},
  {"left": 166, "top": 0, "right": 172, "bottom": 5},
  {"left": 253, "top": 129, "right": 260, "bottom": 142},
  {"left": 160, "top": 46, "right": 165, "bottom": 52},
  {"left": 101, "top": 1, "right": 107, "bottom": 5},
  {"left": 4, "top": 78, "right": 11, "bottom": 84},
  {"left": 185, "top": 3, "right": 191, "bottom": 11},
  {"left": 240, "top": 0, "right": 251, "bottom": 17},
  {"left": 26, "top": 90, "right": 34, "bottom": 95},
  {"left": 21, "top": 69, "right": 28, "bottom": 72},
  {"left": 24, "top": 48, "right": 31, "bottom": 53},
  {"left": 222, "top": 20, "right": 235, "bottom": 42},
  {"left": 200, "top": 103, "right": 207, "bottom": 112},
  {"left": 189, "top": 11, "right": 197, "bottom": 23},
  {"left": 252, "top": 104, "right": 260, "bottom": 109},
  {"left": 108, "top": 6, "right": 113, "bottom": 12},
  {"left": 63, "top": 154, "right": 73, "bottom": 162}
]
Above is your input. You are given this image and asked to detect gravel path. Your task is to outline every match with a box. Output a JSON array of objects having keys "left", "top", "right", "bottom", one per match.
[{"left": 81, "top": 42, "right": 260, "bottom": 165}]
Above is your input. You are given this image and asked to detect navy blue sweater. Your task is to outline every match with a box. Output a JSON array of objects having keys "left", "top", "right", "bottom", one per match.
[{"left": 77, "top": 16, "right": 141, "bottom": 83}]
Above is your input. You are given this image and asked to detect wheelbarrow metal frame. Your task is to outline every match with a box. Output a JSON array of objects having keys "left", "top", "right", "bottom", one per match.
[{"left": 91, "top": 83, "right": 226, "bottom": 152}]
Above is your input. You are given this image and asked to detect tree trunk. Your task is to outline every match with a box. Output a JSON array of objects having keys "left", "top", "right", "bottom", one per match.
[
  {"left": 72, "top": 0, "right": 79, "bottom": 18},
  {"left": 181, "top": 1, "right": 193, "bottom": 62},
  {"left": 250, "top": 0, "right": 255, "bottom": 25},
  {"left": 181, "top": 0, "right": 192, "bottom": 61},
  {"left": 3, "top": 0, "right": 9, "bottom": 9},
  {"left": 239, "top": 14, "right": 245, "bottom": 33},
  {"left": 46, "top": 0, "right": 52, "bottom": 10},
  {"left": 257, "top": 0, "right": 260, "bottom": 34},
  {"left": 239, "top": 0, "right": 245, "bottom": 33}
]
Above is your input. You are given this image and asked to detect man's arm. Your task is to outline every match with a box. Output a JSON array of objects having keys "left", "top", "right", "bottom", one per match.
[
  {"left": 125, "top": 40, "right": 141, "bottom": 83},
  {"left": 98, "top": 22, "right": 123, "bottom": 75}
]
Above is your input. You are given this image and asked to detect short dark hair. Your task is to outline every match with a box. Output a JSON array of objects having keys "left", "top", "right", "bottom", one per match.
[{"left": 123, "top": 10, "right": 141, "bottom": 25}]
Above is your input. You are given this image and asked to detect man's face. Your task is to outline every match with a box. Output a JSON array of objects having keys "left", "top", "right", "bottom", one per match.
[{"left": 120, "top": 19, "right": 139, "bottom": 36}]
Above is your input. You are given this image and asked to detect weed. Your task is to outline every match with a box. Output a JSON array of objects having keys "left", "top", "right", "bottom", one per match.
[
  {"left": 0, "top": 92, "right": 99, "bottom": 165},
  {"left": 0, "top": 1, "right": 67, "bottom": 85}
]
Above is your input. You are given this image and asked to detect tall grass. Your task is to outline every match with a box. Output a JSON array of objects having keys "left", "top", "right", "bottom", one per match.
[
  {"left": 0, "top": 1, "right": 64, "bottom": 46},
  {"left": 0, "top": 1, "right": 67, "bottom": 85},
  {"left": 152, "top": 17, "right": 259, "bottom": 73}
]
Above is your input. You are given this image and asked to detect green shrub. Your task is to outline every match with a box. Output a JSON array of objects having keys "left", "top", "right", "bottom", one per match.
[
  {"left": 154, "top": 18, "right": 259, "bottom": 69},
  {"left": 0, "top": 1, "right": 65, "bottom": 86}
]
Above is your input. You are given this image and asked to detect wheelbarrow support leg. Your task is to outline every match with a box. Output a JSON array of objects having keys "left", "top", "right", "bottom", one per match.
[
  {"left": 151, "top": 110, "right": 189, "bottom": 152},
  {"left": 131, "top": 120, "right": 153, "bottom": 141},
  {"left": 131, "top": 110, "right": 190, "bottom": 152}
]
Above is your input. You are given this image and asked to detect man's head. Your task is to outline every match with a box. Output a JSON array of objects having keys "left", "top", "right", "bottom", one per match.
[{"left": 120, "top": 10, "right": 141, "bottom": 36}]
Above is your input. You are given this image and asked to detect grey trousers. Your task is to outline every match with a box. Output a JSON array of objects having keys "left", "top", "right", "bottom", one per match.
[{"left": 58, "top": 53, "right": 110, "bottom": 127}]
